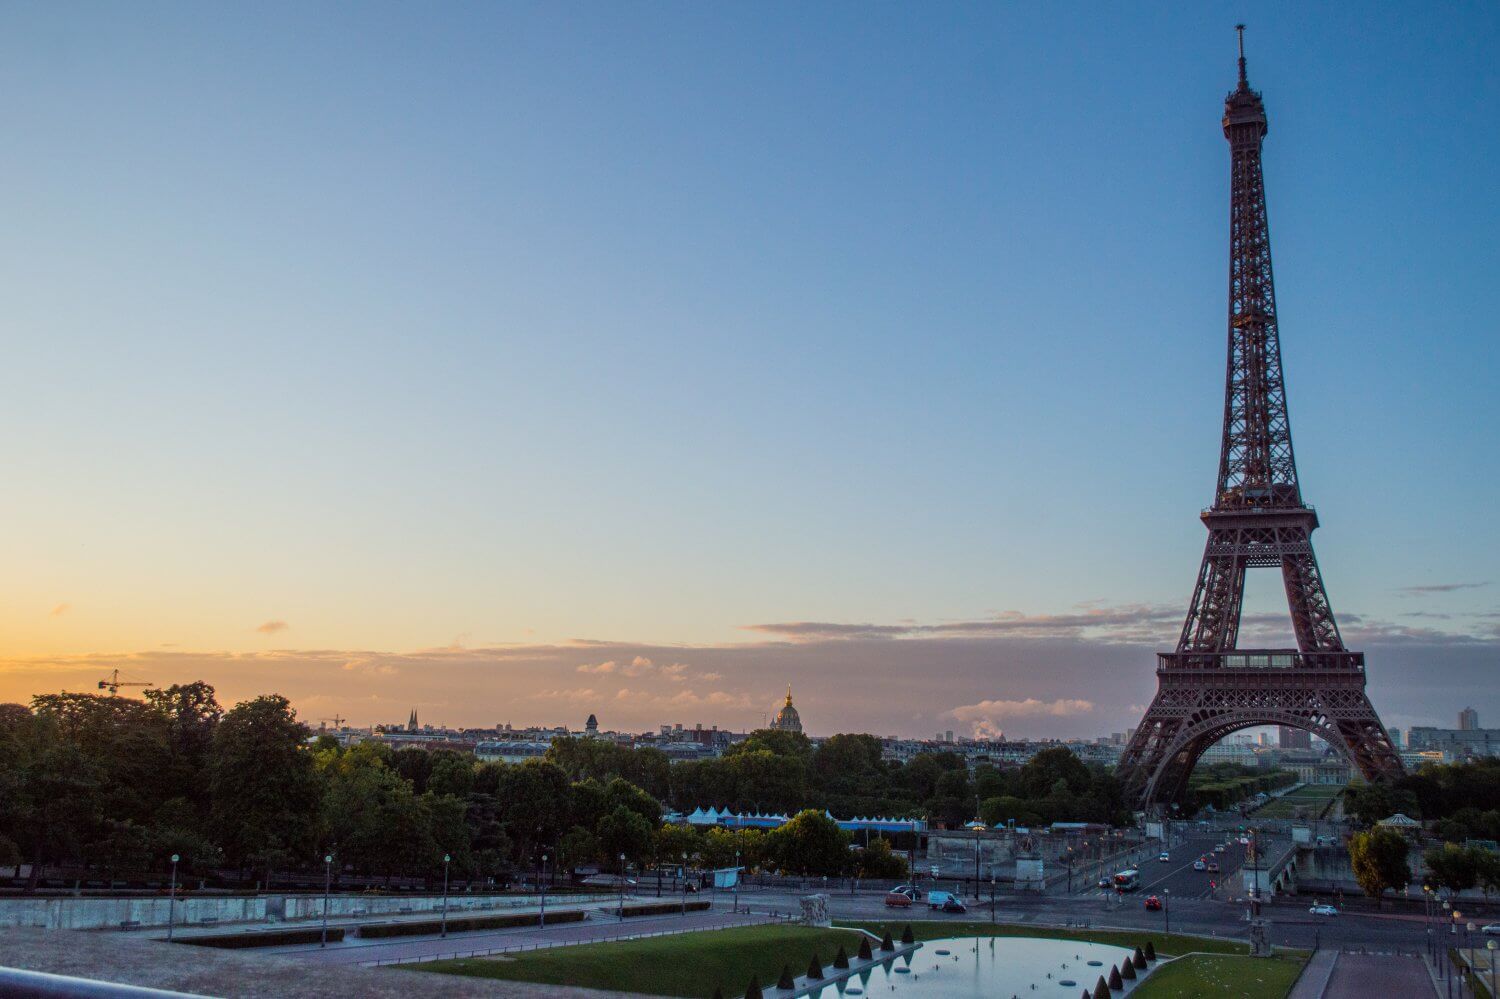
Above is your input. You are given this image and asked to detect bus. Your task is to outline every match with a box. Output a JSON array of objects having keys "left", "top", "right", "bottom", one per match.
[{"left": 1113, "top": 869, "right": 1141, "bottom": 892}]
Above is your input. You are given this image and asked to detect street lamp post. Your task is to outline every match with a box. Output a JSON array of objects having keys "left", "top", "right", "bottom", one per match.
[
  {"left": 321, "top": 854, "right": 333, "bottom": 947},
  {"left": 733, "top": 851, "right": 741, "bottom": 915},
  {"left": 989, "top": 876, "right": 995, "bottom": 924},
  {"left": 540, "top": 853, "right": 548, "bottom": 929},
  {"left": 681, "top": 852, "right": 688, "bottom": 917},
  {"left": 166, "top": 854, "right": 179, "bottom": 942},
  {"left": 441, "top": 854, "right": 451, "bottom": 937},
  {"left": 619, "top": 853, "right": 627, "bottom": 919},
  {"left": 1163, "top": 889, "right": 1170, "bottom": 934},
  {"left": 1486, "top": 939, "right": 1496, "bottom": 999}
]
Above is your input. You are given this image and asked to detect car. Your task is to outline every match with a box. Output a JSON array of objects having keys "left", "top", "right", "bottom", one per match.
[
  {"left": 1482, "top": 924, "right": 1500, "bottom": 936},
  {"left": 1206, "top": 862, "right": 1220, "bottom": 873},
  {"left": 1097, "top": 877, "right": 1113, "bottom": 890},
  {"left": 927, "top": 890, "right": 962, "bottom": 910},
  {"left": 1239, "top": 837, "right": 1251, "bottom": 845},
  {"left": 1144, "top": 895, "right": 1162, "bottom": 911},
  {"left": 940, "top": 896, "right": 968, "bottom": 914},
  {"left": 1158, "top": 852, "right": 1171, "bottom": 862},
  {"left": 1193, "top": 860, "right": 1207, "bottom": 872},
  {"left": 1309, "top": 904, "right": 1338, "bottom": 917},
  {"left": 1213, "top": 844, "right": 1226, "bottom": 853},
  {"left": 884, "top": 889, "right": 914, "bottom": 908}
]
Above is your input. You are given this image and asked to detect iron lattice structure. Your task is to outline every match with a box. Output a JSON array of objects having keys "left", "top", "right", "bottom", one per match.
[{"left": 1118, "top": 30, "right": 1403, "bottom": 811}]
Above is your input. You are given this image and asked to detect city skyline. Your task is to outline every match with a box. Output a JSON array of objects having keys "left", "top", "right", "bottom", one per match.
[{"left": 2, "top": 4, "right": 1496, "bottom": 738}]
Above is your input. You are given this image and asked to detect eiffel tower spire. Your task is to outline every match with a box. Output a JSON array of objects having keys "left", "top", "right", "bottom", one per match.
[{"left": 1118, "top": 30, "right": 1402, "bottom": 811}]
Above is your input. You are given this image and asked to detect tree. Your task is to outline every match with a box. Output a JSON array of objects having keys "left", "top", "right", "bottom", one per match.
[
  {"left": 427, "top": 750, "right": 476, "bottom": 798},
  {"left": 597, "top": 805, "right": 653, "bottom": 865},
  {"left": 1348, "top": 828, "right": 1410, "bottom": 904},
  {"left": 654, "top": 822, "right": 702, "bottom": 867},
  {"left": 726, "top": 729, "right": 813, "bottom": 760},
  {"left": 1424, "top": 843, "right": 1481, "bottom": 895},
  {"left": 559, "top": 826, "right": 601, "bottom": 871},
  {"left": 209, "top": 695, "right": 320, "bottom": 884},
  {"left": 856, "top": 837, "right": 908, "bottom": 879},
  {"left": 765, "top": 809, "right": 851, "bottom": 876}
]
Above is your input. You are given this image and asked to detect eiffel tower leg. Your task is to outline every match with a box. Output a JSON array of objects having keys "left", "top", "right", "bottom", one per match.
[
  {"left": 1281, "top": 549, "right": 1343, "bottom": 652},
  {"left": 1179, "top": 540, "right": 1245, "bottom": 652}
]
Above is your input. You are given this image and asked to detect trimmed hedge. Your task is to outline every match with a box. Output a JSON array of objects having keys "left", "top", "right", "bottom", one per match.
[
  {"left": 179, "top": 926, "right": 346, "bottom": 948},
  {"left": 358, "top": 908, "right": 585, "bottom": 938},
  {"left": 620, "top": 900, "right": 711, "bottom": 918}
]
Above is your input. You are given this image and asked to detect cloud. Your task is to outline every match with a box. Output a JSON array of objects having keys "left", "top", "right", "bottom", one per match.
[
  {"left": 578, "top": 658, "right": 697, "bottom": 682},
  {"left": 1398, "top": 582, "right": 1490, "bottom": 595},
  {"left": 948, "top": 698, "right": 1096, "bottom": 739},
  {"left": 48, "top": 603, "right": 70, "bottom": 618},
  {"left": 744, "top": 605, "right": 1181, "bottom": 643},
  {"left": 256, "top": 620, "right": 290, "bottom": 634},
  {"left": 2, "top": 602, "right": 1495, "bottom": 738}
]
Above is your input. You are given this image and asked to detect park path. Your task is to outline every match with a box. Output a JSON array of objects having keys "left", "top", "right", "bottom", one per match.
[{"left": 1320, "top": 953, "right": 1436, "bottom": 998}]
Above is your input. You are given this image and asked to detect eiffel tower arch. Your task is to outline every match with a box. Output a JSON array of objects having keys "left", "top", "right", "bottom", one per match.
[{"left": 1117, "top": 29, "right": 1402, "bottom": 813}]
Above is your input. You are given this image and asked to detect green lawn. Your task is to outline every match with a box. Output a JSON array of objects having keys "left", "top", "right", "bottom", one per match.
[
  {"left": 1255, "top": 784, "right": 1343, "bottom": 820},
  {"left": 408, "top": 923, "right": 866, "bottom": 998},
  {"left": 1130, "top": 954, "right": 1306, "bottom": 998},
  {"left": 847, "top": 919, "right": 1249, "bottom": 957}
]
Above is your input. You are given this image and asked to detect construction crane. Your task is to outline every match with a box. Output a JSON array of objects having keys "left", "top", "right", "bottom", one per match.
[
  {"left": 319, "top": 715, "right": 347, "bottom": 730},
  {"left": 97, "top": 669, "right": 152, "bottom": 696}
]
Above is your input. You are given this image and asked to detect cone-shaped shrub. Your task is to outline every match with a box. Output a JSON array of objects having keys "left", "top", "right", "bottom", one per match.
[
  {"left": 1133, "top": 947, "right": 1147, "bottom": 970},
  {"left": 1082, "top": 992, "right": 1091, "bottom": 999},
  {"left": 744, "top": 975, "right": 762, "bottom": 999},
  {"left": 901, "top": 924, "right": 914, "bottom": 944},
  {"left": 1109, "top": 965, "right": 1123, "bottom": 990},
  {"left": 1144, "top": 941, "right": 1156, "bottom": 961},
  {"left": 776, "top": 965, "right": 794, "bottom": 990},
  {"left": 858, "top": 936, "right": 873, "bottom": 960},
  {"left": 880, "top": 930, "right": 895, "bottom": 951},
  {"left": 1120, "top": 957, "right": 1136, "bottom": 980},
  {"left": 833, "top": 945, "right": 850, "bottom": 970},
  {"left": 1093, "top": 975, "right": 1111, "bottom": 999},
  {"left": 807, "top": 953, "right": 825, "bottom": 981}
]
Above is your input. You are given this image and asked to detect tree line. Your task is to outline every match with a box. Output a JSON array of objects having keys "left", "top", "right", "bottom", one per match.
[{"left": 0, "top": 683, "right": 1137, "bottom": 889}]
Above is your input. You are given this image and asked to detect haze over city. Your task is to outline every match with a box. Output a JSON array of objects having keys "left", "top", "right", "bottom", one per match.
[{"left": 2, "top": 3, "right": 1495, "bottom": 738}]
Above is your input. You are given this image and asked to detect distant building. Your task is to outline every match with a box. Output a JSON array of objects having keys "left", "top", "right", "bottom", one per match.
[
  {"left": 1279, "top": 726, "right": 1312, "bottom": 750},
  {"left": 771, "top": 686, "right": 803, "bottom": 734},
  {"left": 1460, "top": 707, "right": 1480, "bottom": 731},
  {"left": 1408, "top": 726, "right": 1500, "bottom": 760},
  {"left": 407, "top": 708, "right": 419, "bottom": 733},
  {"left": 1389, "top": 727, "right": 1403, "bottom": 749},
  {"left": 585, "top": 713, "right": 599, "bottom": 736}
]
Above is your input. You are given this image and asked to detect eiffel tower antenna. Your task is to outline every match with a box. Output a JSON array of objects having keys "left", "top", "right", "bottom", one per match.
[{"left": 1118, "top": 32, "right": 1402, "bottom": 813}]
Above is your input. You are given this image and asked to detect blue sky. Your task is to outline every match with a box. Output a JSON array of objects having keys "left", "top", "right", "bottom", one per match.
[{"left": 0, "top": 3, "right": 1494, "bottom": 736}]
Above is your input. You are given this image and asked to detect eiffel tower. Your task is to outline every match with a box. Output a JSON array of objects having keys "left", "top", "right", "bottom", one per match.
[{"left": 1118, "top": 28, "right": 1403, "bottom": 811}]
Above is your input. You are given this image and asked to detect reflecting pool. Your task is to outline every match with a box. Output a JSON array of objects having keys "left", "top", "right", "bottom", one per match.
[{"left": 809, "top": 936, "right": 1156, "bottom": 998}]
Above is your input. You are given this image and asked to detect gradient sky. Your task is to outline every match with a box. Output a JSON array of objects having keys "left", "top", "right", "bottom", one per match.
[{"left": 1, "top": 3, "right": 1495, "bottom": 738}]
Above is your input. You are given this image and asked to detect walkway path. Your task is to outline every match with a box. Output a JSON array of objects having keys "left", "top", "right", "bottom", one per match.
[
  {"left": 1322, "top": 953, "right": 1436, "bottom": 998},
  {"left": 1287, "top": 949, "right": 1338, "bottom": 999},
  {"left": 0, "top": 926, "right": 641, "bottom": 999}
]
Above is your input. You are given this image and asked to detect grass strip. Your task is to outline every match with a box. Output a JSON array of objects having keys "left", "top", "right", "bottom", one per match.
[
  {"left": 1130, "top": 953, "right": 1306, "bottom": 998},
  {"left": 176, "top": 926, "right": 346, "bottom": 948},
  {"left": 358, "top": 907, "right": 584, "bottom": 938},
  {"left": 408, "top": 922, "right": 864, "bottom": 998},
  {"left": 846, "top": 919, "right": 1251, "bottom": 957}
]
